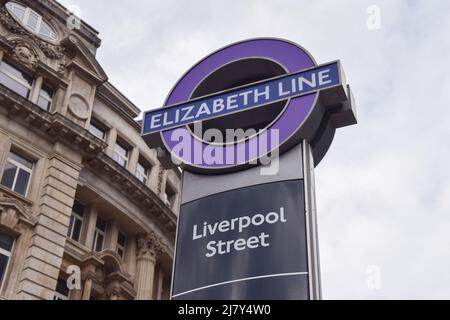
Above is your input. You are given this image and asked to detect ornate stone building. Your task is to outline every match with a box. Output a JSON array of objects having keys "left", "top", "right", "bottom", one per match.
[{"left": 0, "top": 0, "right": 180, "bottom": 300}]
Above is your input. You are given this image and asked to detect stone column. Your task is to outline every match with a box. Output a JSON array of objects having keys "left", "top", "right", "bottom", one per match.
[
  {"left": 30, "top": 75, "right": 43, "bottom": 104},
  {"left": 105, "top": 127, "right": 117, "bottom": 158},
  {"left": 52, "top": 86, "right": 66, "bottom": 114},
  {"left": 157, "top": 267, "right": 164, "bottom": 300},
  {"left": 128, "top": 146, "right": 139, "bottom": 175},
  {"left": 134, "top": 232, "right": 163, "bottom": 300},
  {"left": 83, "top": 205, "right": 98, "bottom": 250},
  {"left": 81, "top": 274, "right": 93, "bottom": 300},
  {"left": 69, "top": 288, "right": 82, "bottom": 300},
  {"left": 148, "top": 163, "right": 160, "bottom": 193},
  {"left": 104, "top": 220, "right": 119, "bottom": 251}
]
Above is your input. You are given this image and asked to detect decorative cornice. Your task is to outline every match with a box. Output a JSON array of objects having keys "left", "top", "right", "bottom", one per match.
[
  {"left": 0, "top": 83, "right": 107, "bottom": 158},
  {"left": 87, "top": 153, "right": 177, "bottom": 240},
  {"left": 0, "top": 195, "right": 37, "bottom": 232},
  {"left": 97, "top": 82, "right": 140, "bottom": 120}
]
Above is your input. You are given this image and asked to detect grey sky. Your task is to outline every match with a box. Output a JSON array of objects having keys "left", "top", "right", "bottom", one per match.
[{"left": 59, "top": 0, "right": 450, "bottom": 299}]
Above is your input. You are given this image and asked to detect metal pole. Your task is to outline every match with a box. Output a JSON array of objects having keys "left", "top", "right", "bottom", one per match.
[{"left": 302, "top": 141, "right": 322, "bottom": 300}]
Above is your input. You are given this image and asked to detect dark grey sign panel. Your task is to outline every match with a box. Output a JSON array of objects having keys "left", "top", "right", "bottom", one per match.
[{"left": 172, "top": 180, "right": 309, "bottom": 300}]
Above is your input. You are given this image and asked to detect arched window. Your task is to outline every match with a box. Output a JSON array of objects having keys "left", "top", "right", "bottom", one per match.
[{"left": 5, "top": 2, "right": 58, "bottom": 41}]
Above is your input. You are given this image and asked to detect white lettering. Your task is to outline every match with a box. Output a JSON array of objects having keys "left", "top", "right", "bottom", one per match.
[
  {"left": 226, "top": 94, "right": 239, "bottom": 109},
  {"left": 239, "top": 90, "right": 253, "bottom": 106},
  {"left": 298, "top": 74, "right": 317, "bottom": 91},
  {"left": 162, "top": 112, "right": 173, "bottom": 126},
  {"left": 205, "top": 233, "right": 271, "bottom": 258},
  {"left": 150, "top": 114, "right": 162, "bottom": 129},
  {"left": 318, "top": 69, "right": 332, "bottom": 86},
  {"left": 181, "top": 105, "right": 195, "bottom": 122},
  {"left": 254, "top": 86, "right": 270, "bottom": 103},
  {"left": 212, "top": 98, "right": 225, "bottom": 113},
  {"left": 278, "top": 82, "right": 290, "bottom": 96},
  {"left": 196, "top": 102, "right": 211, "bottom": 117}
]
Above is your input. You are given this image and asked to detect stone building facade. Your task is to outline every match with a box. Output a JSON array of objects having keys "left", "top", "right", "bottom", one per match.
[{"left": 0, "top": 0, "right": 180, "bottom": 300}]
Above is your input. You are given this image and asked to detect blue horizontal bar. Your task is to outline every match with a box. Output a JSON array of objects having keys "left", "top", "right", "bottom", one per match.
[{"left": 142, "top": 61, "right": 340, "bottom": 135}]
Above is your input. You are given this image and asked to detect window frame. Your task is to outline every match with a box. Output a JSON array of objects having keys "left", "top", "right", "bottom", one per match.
[
  {"left": 163, "top": 181, "right": 177, "bottom": 209},
  {"left": 0, "top": 232, "right": 15, "bottom": 292},
  {"left": 5, "top": 2, "right": 58, "bottom": 41},
  {"left": 88, "top": 121, "right": 107, "bottom": 140},
  {"left": 116, "top": 231, "right": 126, "bottom": 259},
  {"left": 136, "top": 161, "right": 148, "bottom": 184},
  {"left": 0, "top": 60, "right": 33, "bottom": 99},
  {"left": 36, "top": 83, "right": 54, "bottom": 112},
  {"left": 92, "top": 217, "right": 106, "bottom": 253},
  {"left": 112, "top": 142, "right": 129, "bottom": 168},
  {"left": 67, "top": 201, "right": 84, "bottom": 242},
  {"left": 1, "top": 150, "right": 34, "bottom": 197},
  {"left": 53, "top": 278, "right": 69, "bottom": 300}
]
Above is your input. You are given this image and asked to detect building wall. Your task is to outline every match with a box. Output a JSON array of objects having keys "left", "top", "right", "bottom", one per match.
[{"left": 0, "top": 0, "right": 180, "bottom": 300}]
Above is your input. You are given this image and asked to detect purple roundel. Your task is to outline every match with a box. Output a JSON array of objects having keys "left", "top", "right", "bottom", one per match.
[{"left": 161, "top": 38, "right": 317, "bottom": 172}]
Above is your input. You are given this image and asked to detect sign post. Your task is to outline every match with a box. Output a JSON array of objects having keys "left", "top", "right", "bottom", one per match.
[{"left": 142, "top": 38, "right": 357, "bottom": 300}]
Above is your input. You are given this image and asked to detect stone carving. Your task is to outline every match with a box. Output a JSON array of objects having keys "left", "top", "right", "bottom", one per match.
[
  {"left": 0, "top": 7, "right": 27, "bottom": 36},
  {"left": 137, "top": 232, "right": 164, "bottom": 260},
  {"left": 0, "top": 206, "right": 19, "bottom": 230},
  {"left": 0, "top": 7, "right": 66, "bottom": 72},
  {"left": 10, "top": 40, "right": 38, "bottom": 69},
  {"left": 68, "top": 94, "right": 89, "bottom": 119},
  {"left": 37, "top": 40, "right": 65, "bottom": 60}
]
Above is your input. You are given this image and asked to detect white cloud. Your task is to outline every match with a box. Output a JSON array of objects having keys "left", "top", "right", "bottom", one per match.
[{"left": 59, "top": 0, "right": 450, "bottom": 299}]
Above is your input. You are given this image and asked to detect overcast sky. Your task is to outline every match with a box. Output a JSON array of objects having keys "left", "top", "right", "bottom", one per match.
[{"left": 58, "top": 0, "right": 450, "bottom": 299}]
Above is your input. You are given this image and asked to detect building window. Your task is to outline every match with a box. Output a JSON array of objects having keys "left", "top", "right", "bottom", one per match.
[
  {"left": 89, "top": 121, "right": 106, "bottom": 140},
  {"left": 53, "top": 278, "right": 69, "bottom": 300},
  {"left": 136, "top": 161, "right": 149, "bottom": 184},
  {"left": 0, "top": 232, "right": 14, "bottom": 290},
  {"left": 163, "top": 182, "right": 176, "bottom": 209},
  {"left": 0, "top": 60, "right": 33, "bottom": 99},
  {"left": 37, "top": 84, "right": 53, "bottom": 111},
  {"left": 0, "top": 151, "right": 33, "bottom": 196},
  {"left": 5, "top": 2, "right": 58, "bottom": 41},
  {"left": 112, "top": 142, "right": 128, "bottom": 168},
  {"left": 92, "top": 217, "right": 106, "bottom": 252},
  {"left": 67, "top": 200, "right": 84, "bottom": 242},
  {"left": 116, "top": 232, "right": 126, "bottom": 259}
]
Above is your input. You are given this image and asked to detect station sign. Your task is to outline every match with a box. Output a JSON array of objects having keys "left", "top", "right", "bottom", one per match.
[{"left": 141, "top": 38, "right": 357, "bottom": 300}]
